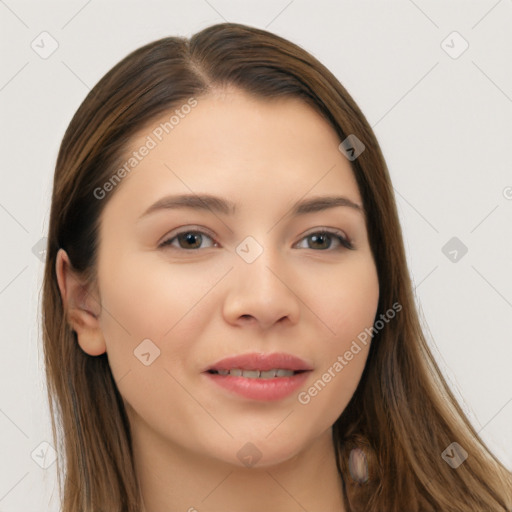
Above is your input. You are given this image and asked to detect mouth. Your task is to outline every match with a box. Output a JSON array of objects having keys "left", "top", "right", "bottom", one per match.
[
  {"left": 206, "top": 368, "right": 309, "bottom": 379},
  {"left": 202, "top": 352, "right": 313, "bottom": 401}
]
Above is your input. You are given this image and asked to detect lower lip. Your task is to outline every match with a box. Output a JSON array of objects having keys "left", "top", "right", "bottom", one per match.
[{"left": 203, "top": 371, "right": 311, "bottom": 401}]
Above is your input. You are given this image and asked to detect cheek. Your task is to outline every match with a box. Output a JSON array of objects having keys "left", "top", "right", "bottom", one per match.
[
  {"left": 96, "top": 262, "right": 206, "bottom": 434},
  {"left": 297, "top": 343, "right": 370, "bottom": 436},
  {"left": 99, "top": 253, "right": 212, "bottom": 336},
  {"left": 295, "top": 258, "right": 378, "bottom": 423},
  {"left": 310, "top": 255, "right": 380, "bottom": 338},
  {"left": 97, "top": 254, "right": 220, "bottom": 382}
]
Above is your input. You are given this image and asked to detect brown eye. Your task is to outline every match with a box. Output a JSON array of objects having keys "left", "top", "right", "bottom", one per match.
[
  {"left": 296, "top": 230, "right": 353, "bottom": 251},
  {"left": 159, "top": 230, "right": 217, "bottom": 250}
]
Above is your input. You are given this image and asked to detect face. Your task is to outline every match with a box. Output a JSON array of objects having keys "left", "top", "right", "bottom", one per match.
[{"left": 91, "top": 88, "right": 379, "bottom": 467}]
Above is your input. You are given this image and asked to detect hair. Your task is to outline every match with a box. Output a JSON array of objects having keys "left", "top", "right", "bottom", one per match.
[{"left": 41, "top": 21, "right": 512, "bottom": 512}]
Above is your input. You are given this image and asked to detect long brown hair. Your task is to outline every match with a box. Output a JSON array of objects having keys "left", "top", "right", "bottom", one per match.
[{"left": 41, "top": 22, "right": 512, "bottom": 511}]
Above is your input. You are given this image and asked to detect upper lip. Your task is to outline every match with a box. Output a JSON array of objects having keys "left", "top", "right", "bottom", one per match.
[{"left": 204, "top": 352, "right": 314, "bottom": 372}]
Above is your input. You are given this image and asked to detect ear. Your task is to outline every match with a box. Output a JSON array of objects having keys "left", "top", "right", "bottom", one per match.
[{"left": 55, "top": 248, "right": 106, "bottom": 356}]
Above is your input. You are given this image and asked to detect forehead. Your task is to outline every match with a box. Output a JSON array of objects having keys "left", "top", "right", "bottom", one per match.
[
  {"left": 130, "top": 88, "right": 341, "bottom": 158},
  {"left": 103, "top": 89, "right": 362, "bottom": 218}
]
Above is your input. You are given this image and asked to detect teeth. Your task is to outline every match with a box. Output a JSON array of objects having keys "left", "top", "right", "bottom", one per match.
[
  {"left": 276, "top": 369, "right": 296, "bottom": 377},
  {"left": 215, "top": 368, "right": 296, "bottom": 378},
  {"left": 243, "top": 370, "right": 260, "bottom": 378}
]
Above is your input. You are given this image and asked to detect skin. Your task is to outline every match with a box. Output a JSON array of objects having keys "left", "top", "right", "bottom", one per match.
[{"left": 56, "top": 87, "right": 380, "bottom": 512}]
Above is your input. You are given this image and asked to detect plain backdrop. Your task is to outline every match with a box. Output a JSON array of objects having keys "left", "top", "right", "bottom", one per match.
[{"left": 1, "top": 1, "right": 511, "bottom": 510}]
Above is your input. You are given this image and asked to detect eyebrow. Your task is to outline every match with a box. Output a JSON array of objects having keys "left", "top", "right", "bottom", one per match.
[{"left": 138, "top": 193, "right": 364, "bottom": 220}]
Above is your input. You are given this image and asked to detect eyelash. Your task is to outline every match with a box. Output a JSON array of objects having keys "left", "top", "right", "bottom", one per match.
[{"left": 158, "top": 227, "right": 354, "bottom": 252}]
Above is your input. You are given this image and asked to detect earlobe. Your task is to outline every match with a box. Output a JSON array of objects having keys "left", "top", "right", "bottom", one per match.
[{"left": 55, "top": 248, "right": 106, "bottom": 356}]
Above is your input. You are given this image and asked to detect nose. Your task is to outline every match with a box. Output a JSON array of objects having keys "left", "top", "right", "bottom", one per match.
[{"left": 222, "top": 244, "right": 301, "bottom": 331}]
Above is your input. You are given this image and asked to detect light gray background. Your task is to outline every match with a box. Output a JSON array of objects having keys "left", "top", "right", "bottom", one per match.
[{"left": 1, "top": 1, "right": 511, "bottom": 510}]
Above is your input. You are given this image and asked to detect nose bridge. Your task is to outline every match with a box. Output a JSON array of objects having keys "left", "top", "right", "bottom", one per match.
[
  {"left": 223, "top": 233, "right": 300, "bottom": 328},
  {"left": 235, "top": 233, "right": 286, "bottom": 294}
]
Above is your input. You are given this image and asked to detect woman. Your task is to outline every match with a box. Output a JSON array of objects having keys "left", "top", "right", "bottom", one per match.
[{"left": 41, "top": 22, "right": 512, "bottom": 511}]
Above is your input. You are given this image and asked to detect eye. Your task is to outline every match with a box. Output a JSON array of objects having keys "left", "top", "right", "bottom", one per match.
[
  {"left": 159, "top": 229, "right": 218, "bottom": 250},
  {"left": 295, "top": 229, "right": 354, "bottom": 251},
  {"left": 159, "top": 227, "right": 354, "bottom": 252}
]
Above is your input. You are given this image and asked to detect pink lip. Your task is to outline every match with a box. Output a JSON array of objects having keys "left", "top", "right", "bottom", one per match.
[
  {"left": 204, "top": 352, "right": 313, "bottom": 372},
  {"left": 202, "top": 371, "right": 311, "bottom": 401},
  {"left": 202, "top": 352, "right": 313, "bottom": 401}
]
